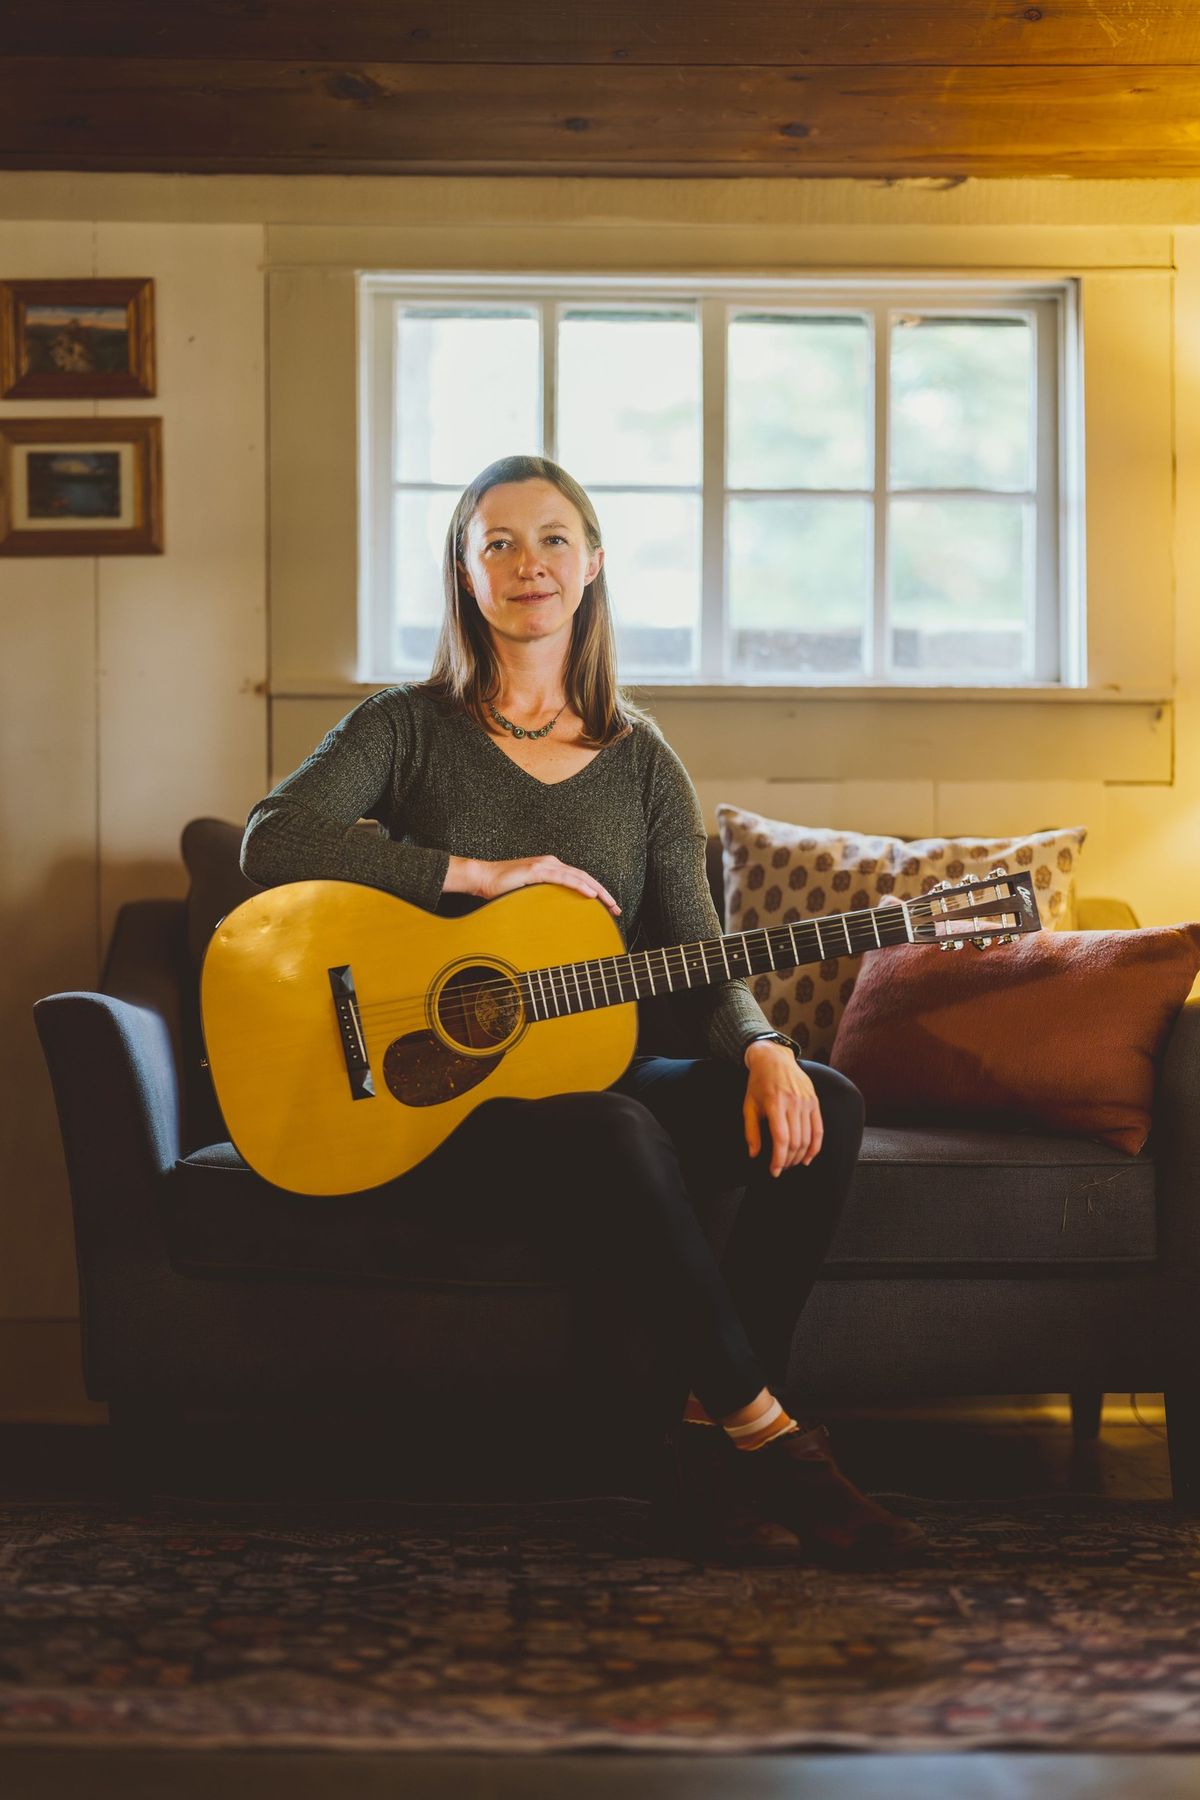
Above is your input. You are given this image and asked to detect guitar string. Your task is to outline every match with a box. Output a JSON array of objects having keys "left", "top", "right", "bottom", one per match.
[
  {"left": 347, "top": 894, "right": 1018, "bottom": 1027},
  {"left": 337, "top": 892, "right": 1022, "bottom": 1031}
]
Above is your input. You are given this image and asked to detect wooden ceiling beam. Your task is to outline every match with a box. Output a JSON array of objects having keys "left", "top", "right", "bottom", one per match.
[
  {"left": 1, "top": 1, "right": 1199, "bottom": 66},
  {"left": 1, "top": 58, "right": 1199, "bottom": 178}
]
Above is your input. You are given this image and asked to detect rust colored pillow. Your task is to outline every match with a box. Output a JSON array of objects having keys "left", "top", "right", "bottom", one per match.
[{"left": 829, "top": 926, "right": 1200, "bottom": 1154}]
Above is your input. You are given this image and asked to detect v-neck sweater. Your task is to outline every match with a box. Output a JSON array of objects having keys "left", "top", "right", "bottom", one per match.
[{"left": 240, "top": 684, "right": 774, "bottom": 1063}]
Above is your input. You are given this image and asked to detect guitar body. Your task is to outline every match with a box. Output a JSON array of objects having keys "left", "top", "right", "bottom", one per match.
[{"left": 200, "top": 881, "right": 635, "bottom": 1195}]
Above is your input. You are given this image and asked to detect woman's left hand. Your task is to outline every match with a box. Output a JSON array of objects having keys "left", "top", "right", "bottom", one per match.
[{"left": 742, "top": 1040, "right": 824, "bottom": 1176}]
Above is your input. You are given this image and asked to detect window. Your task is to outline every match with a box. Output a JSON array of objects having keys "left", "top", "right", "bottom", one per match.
[{"left": 359, "top": 274, "right": 1080, "bottom": 689}]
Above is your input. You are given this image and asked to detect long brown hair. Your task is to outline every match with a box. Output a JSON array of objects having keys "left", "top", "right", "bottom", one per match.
[{"left": 417, "top": 455, "right": 643, "bottom": 748}]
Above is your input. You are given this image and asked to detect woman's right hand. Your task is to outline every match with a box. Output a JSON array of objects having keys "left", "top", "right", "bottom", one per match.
[{"left": 445, "top": 854, "right": 621, "bottom": 916}]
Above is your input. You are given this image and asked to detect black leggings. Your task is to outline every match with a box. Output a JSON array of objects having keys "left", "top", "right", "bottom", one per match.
[{"left": 392, "top": 1054, "right": 865, "bottom": 1420}]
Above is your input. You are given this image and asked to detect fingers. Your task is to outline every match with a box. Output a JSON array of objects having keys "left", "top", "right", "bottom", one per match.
[
  {"left": 536, "top": 857, "right": 621, "bottom": 915},
  {"left": 742, "top": 1095, "right": 762, "bottom": 1162},
  {"left": 492, "top": 858, "right": 621, "bottom": 915},
  {"left": 751, "top": 1093, "right": 825, "bottom": 1176}
]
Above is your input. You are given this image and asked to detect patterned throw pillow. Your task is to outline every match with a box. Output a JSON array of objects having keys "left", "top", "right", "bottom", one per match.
[{"left": 716, "top": 805, "right": 1087, "bottom": 1062}]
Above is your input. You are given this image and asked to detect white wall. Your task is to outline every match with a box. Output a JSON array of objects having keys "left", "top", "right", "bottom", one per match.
[{"left": 2, "top": 170, "right": 1199, "bottom": 1419}]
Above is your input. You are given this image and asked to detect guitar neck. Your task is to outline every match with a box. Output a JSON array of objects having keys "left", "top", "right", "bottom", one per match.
[{"left": 519, "top": 900, "right": 915, "bottom": 1022}]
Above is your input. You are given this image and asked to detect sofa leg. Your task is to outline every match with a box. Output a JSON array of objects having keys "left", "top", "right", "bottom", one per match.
[
  {"left": 1165, "top": 1389, "right": 1200, "bottom": 1512},
  {"left": 1069, "top": 1390, "right": 1104, "bottom": 1441},
  {"left": 108, "top": 1399, "right": 169, "bottom": 1501}
]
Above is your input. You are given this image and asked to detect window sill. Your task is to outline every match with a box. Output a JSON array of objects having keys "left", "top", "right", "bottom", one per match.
[{"left": 269, "top": 678, "right": 1171, "bottom": 708}]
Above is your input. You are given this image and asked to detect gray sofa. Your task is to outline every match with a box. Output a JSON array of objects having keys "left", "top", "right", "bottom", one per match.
[{"left": 34, "top": 818, "right": 1200, "bottom": 1503}]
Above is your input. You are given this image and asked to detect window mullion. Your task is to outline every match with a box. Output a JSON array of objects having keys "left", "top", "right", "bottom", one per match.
[
  {"left": 1033, "top": 296, "right": 1061, "bottom": 682},
  {"left": 543, "top": 298, "right": 556, "bottom": 456},
  {"left": 872, "top": 301, "right": 890, "bottom": 681},
  {"left": 700, "top": 298, "right": 726, "bottom": 683},
  {"left": 361, "top": 291, "right": 398, "bottom": 684}
]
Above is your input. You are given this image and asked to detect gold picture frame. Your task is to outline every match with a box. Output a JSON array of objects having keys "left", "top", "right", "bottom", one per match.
[
  {"left": 0, "top": 278, "right": 156, "bottom": 399},
  {"left": 0, "top": 417, "right": 164, "bottom": 556}
]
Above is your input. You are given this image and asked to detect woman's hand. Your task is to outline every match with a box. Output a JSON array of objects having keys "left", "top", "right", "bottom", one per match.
[
  {"left": 742, "top": 1040, "right": 824, "bottom": 1176},
  {"left": 446, "top": 854, "right": 621, "bottom": 917}
]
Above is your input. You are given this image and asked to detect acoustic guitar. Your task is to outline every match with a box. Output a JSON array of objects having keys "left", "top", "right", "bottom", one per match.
[{"left": 200, "top": 869, "right": 1041, "bottom": 1195}]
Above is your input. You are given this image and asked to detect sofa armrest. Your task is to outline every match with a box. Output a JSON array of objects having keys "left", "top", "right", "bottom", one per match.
[
  {"left": 1154, "top": 998, "right": 1200, "bottom": 1284},
  {"left": 34, "top": 990, "right": 179, "bottom": 1272},
  {"left": 1076, "top": 896, "right": 1140, "bottom": 930}
]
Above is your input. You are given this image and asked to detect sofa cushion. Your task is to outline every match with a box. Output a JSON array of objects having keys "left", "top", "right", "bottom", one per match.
[
  {"left": 167, "top": 1142, "right": 571, "bottom": 1287},
  {"left": 827, "top": 1124, "right": 1156, "bottom": 1269},
  {"left": 181, "top": 817, "right": 261, "bottom": 971},
  {"left": 830, "top": 925, "right": 1200, "bottom": 1155},
  {"left": 166, "top": 1124, "right": 1155, "bottom": 1285},
  {"left": 715, "top": 806, "right": 1086, "bottom": 1062}
]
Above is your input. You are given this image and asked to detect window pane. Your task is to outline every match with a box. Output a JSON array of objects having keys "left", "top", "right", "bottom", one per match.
[
  {"left": 890, "top": 315, "right": 1033, "bottom": 491},
  {"left": 395, "top": 308, "right": 540, "bottom": 486},
  {"left": 728, "top": 314, "right": 870, "bottom": 491},
  {"left": 599, "top": 490, "right": 700, "bottom": 677},
  {"left": 557, "top": 310, "right": 700, "bottom": 487},
  {"left": 727, "top": 497, "right": 871, "bottom": 678},
  {"left": 392, "top": 488, "right": 457, "bottom": 671},
  {"left": 889, "top": 496, "right": 1030, "bottom": 678}
]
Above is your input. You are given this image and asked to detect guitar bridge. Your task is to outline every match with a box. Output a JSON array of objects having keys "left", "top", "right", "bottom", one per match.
[{"left": 329, "top": 965, "right": 374, "bottom": 1100}]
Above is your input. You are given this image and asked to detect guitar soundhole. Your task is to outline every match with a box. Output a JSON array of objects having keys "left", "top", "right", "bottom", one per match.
[{"left": 434, "top": 963, "right": 522, "bottom": 1053}]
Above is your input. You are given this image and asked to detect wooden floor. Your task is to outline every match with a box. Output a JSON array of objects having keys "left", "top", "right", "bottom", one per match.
[{"left": 0, "top": 1396, "right": 1188, "bottom": 1800}]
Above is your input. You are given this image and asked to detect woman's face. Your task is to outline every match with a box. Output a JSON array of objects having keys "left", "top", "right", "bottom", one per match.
[{"left": 457, "top": 479, "right": 603, "bottom": 656}]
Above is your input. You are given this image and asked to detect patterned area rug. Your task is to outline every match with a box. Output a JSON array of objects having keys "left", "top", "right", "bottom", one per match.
[{"left": 2, "top": 1495, "right": 1199, "bottom": 1752}]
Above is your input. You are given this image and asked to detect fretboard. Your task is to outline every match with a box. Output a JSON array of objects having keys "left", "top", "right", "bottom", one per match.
[{"left": 519, "top": 901, "right": 914, "bottom": 1023}]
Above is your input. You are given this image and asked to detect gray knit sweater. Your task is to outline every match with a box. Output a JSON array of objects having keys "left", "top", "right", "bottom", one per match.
[{"left": 240, "top": 685, "right": 774, "bottom": 1063}]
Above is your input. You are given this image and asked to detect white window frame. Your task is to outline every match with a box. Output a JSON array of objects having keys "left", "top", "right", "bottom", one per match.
[{"left": 358, "top": 272, "right": 1082, "bottom": 691}]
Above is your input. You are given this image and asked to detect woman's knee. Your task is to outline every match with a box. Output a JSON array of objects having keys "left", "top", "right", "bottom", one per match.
[
  {"left": 535, "top": 1088, "right": 674, "bottom": 1166},
  {"left": 804, "top": 1060, "right": 866, "bottom": 1139}
]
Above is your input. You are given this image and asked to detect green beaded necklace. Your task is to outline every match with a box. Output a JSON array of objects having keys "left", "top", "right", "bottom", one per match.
[{"left": 488, "top": 699, "right": 567, "bottom": 742}]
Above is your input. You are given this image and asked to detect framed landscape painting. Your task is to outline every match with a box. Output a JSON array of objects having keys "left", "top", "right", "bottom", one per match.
[
  {"left": 0, "top": 418, "right": 163, "bottom": 556},
  {"left": 0, "top": 278, "right": 156, "bottom": 398}
]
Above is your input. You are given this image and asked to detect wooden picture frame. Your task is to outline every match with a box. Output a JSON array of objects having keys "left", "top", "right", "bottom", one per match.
[
  {"left": 0, "top": 417, "right": 164, "bottom": 556},
  {"left": 0, "top": 278, "right": 156, "bottom": 399}
]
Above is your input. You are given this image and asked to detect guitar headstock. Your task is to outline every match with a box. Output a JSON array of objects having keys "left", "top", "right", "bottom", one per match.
[{"left": 905, "top": 868, "right": 1042, "bottom": 951}]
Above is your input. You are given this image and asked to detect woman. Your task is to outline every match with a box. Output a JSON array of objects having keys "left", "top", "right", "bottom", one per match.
[{"left": 241, "top": 453, "right": 923, "bottom": 1564}]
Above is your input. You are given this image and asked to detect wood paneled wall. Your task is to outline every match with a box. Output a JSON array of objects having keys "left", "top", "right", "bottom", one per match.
[
  {"left": 1, "top": 3, "right": 1200, "bottom": 176},
  {"left": 0, "top": 215, "right": 268, "bottom": 1418}
]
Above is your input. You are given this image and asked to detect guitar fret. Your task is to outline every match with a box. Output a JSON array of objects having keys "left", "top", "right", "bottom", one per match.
[{"left": 516, "top": 893, "right": 977, "bottom": 1033}]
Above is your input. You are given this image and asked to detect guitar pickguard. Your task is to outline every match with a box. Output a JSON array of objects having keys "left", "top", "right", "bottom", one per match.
[{"left": 382, "top": 1031, "right": 503, "bottom": 1108}]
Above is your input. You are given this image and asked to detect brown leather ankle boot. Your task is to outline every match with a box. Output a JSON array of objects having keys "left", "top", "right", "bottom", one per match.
[
  {"left": 650, "top": 1422, "right": 807, "bottom": 1564},
  {"left": 733, "top": 1422, "right": 928, "bottom": 1566}
]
